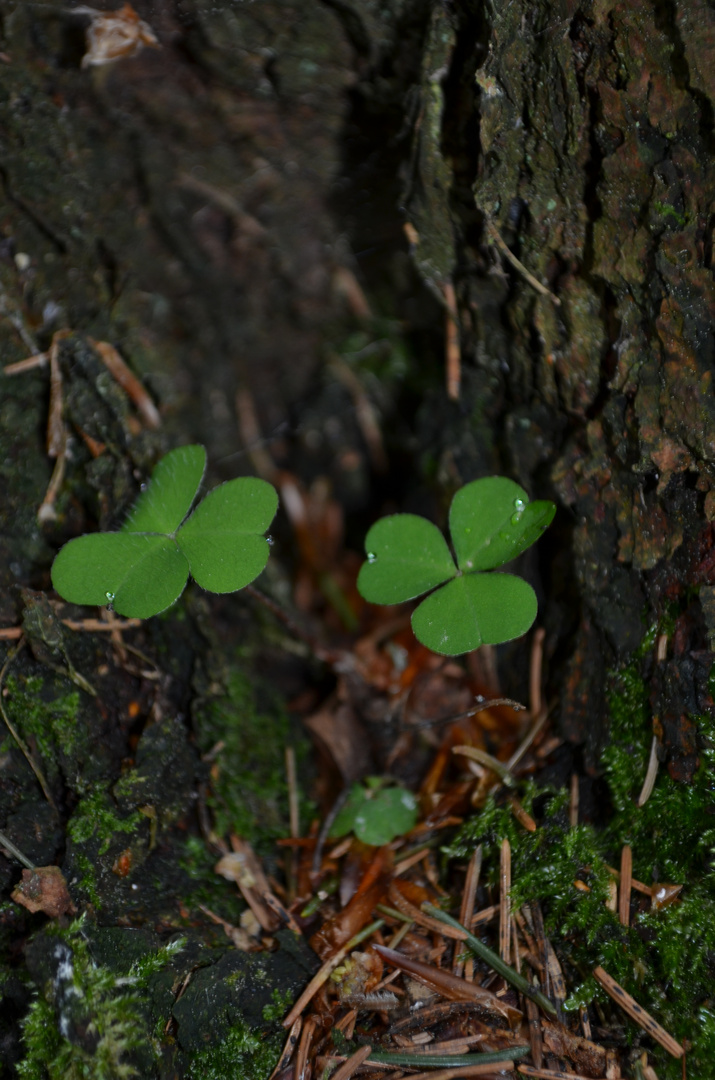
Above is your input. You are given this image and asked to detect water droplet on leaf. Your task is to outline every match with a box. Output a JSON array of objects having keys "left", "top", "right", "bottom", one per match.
[
  {"left": 514, "top": 498, "right": 525, "bottom": 512},
  {"left": 266, "top": 534, "right": 274, "bottom": 546},
  {"left": 367, "top": 552, "right": 377, "bottom": 563},
  {"left": 510, "top": 511, "right": 522, "bottom": 525},
  {"left": 105, "top": 592, "right": 115, "bottom": 603}
]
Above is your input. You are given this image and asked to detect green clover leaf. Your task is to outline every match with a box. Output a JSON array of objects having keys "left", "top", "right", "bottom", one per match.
[
  {"left": 51, "top": 446, "right": 278, "bottom": 618},
  {"left": 357, "top": 477, "right": 554, "bottom": 656},
  {"left": 330, "top": 780, "right": 418, "bottom": 847},
  {"left": 356, "top": 514, "right": 457, "bottom": 604},
  {"left": 177, "top": 478, "right": 278, "bottom": 593}
]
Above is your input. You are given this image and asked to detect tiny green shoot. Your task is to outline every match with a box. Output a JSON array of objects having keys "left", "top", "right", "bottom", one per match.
[
  {"left": 357, "top": 477, "right": 555, "bottom": 655},
  {"left": 330, "top": 777, "right": 419, "bottom": 846},
  {"left": 51, "top": 445, "right": 278, "bottom": 618}
]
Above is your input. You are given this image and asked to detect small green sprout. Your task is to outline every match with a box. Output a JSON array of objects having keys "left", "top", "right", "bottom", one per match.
[
  {"left": 51, "top": 445, "right": 278, "bottom": 618},
  {"left": 330, "top": 777, "right": 419, "bottom": 846},
  {"left": 357, "top": 477, "right": 555, "bottom": 655}
]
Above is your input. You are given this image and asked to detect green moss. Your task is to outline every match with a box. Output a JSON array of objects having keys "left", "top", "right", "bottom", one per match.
[
  {"left": 4, "top": 673, "right": 81, "bottom": 783},
  {"left": 186, "top": 1020, "right": 283, "bottom": 1080},
  {"left": 18, "top": 918, "right": 182, "bottom": 1080},
  {"left": 446, "top": 634, "right": 715, "bottom": 1078},
  {"left": 193, "top": 669, "right": 292, "bottom": 850},
  {"left": 67, "top": 791, "right": 142, "bottom": 856},
  {"left": 261, "top": 987, "right": 293, "bottom": 1024}
]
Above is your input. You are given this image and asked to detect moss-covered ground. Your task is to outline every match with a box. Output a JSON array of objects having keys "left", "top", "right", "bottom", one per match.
[{"left": 447, "top": 632, "right": 715, "bottom": 1077}]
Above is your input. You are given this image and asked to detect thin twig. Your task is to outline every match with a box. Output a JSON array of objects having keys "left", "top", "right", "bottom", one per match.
[
  {"left": 0, "top": 640, "right": 57, "bottom": 810},
  {"left": 0, "top": 829, "right": 36, "bottom": 870},
  {"left": 529, "top": 628, "right": 545, "bottom": 717},
  {"left": 3, "top": 352, "right": 48, "bottom": 375},
  {"left": 443, "top": 280, "right": 461, "bottom": 400},
  {"left": 285, "top": 745, "right": 299, "bottom": 902},
  {"left": 486, "top": 218, "right": 561, "bottom": 306},
  {"left": 416, "top": 697, "right": 526, "bottom": 731},
  {"left": 452, "top": 745, "right": 516, "bottom": 786},
  {"left": 507, "top": 704, "right": 553, "bottom": 772}
]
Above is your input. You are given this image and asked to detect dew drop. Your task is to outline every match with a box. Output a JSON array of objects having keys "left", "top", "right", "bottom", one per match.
[
  {"left": 367, "top": 552, "right": 377, "bottom": 563},
  {"left": 105, "top": 591, "right": 115, "bottom": 603},
  {"left": 266, "top": 534, "right": 274, "bottom": 546},
  {"left": 514, "top": 498, "right": 525, "bottom": 512},
  {"left": 510, "top": 511, "right": 522, "bottom": 525},
  {"left": 140, "top": 483, "right": 148, "bottom": 492}
]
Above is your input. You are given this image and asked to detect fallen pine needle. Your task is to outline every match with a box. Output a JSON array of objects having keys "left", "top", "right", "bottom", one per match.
[
  {"left": 593, "top": 966, "right": 684, "bottom": 1058},
  {"left": 619, "top": 845, "right": 632, "bottom": 927},
  {"left": 510, "top": 797, "right": 537, "bottom": 832},
  {"left": 330, "top": 1044, "right": 372, "bottom": 1080},
  {"left": 518, "top": 1067, "right": 600, "bottom": 1079},
  {"left": 637, "top": 736, "right": 660, "bottom": 807},
  {"left": 366, "top": 1046, "right": 528, "bottom": 1069},
  {"left": 390, "top": 1065, "right": 516, "bottom": 1080},
  {"left": 452, "top": 745, "right": 515, "bottom": 785},
  {"left": 293, "top": 1016, "right": 317, "bottom": 1080},
  {"left": 454, "top": 846, "right": 481, "bottom": 976},
  {"left": 500, "top": 838, "right": 511, "bottom": 965},
  {"left": 423, "top": 903, "right": 556, "bottom": 1018},
  {"left": 267, "top": 1017, "right": 302, "bottom": 1080},
  {"left": 569, "top": 773, "right": 579, "bottom": 828}
]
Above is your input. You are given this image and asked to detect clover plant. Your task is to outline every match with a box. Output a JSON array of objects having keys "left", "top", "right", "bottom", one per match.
[
  {"left": 51, "top": 445, "right": 278, "bottom": 618},
  {"left": 357, "top": 477, "right": 555, "bottom": 655},
  {"left": 330, "top": 777, "right": 419, "bottom": 847}
]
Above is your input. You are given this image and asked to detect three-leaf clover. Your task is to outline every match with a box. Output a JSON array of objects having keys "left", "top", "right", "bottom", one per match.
[
  {"left": 357, "top": 477, "right": 555, "bottom": 655},
  {"left": 330, "top": 778, "right": 419, "bottom": 847},
  {"left": 51, "top": 445, "right": 278, "bottom": 618}
]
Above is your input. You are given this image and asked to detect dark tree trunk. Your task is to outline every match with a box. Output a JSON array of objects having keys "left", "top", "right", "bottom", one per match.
[{"left": 403, "top": 0, "right": 715, "bottom": 773}]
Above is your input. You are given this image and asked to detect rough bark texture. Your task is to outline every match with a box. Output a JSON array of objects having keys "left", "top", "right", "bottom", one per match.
[{"left": 406, "top": 0, "right": 715, "bottom": 771}]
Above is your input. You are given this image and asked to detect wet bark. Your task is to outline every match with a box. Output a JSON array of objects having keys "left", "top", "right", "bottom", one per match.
[{"left": 404, "top": 0, "right": 715, "bottom": 772}]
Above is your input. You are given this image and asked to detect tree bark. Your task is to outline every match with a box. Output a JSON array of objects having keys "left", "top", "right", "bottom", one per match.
[{"left": 405, "top": 0, "right": 715, "bottom": 772}]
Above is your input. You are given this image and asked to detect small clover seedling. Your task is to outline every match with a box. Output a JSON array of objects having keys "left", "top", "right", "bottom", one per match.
[
  {"left": 357, "top": 477, "right": 555, "bottom": 655},
  {"left": 51, "top": 445, "right": 278, "bottom": 618},
  {"left": 330, "top": 777, "right": 419, "bottom": 847}
]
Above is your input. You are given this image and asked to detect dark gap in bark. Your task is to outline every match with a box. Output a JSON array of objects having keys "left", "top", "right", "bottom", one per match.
[
  {"left": 653, "top": 0, "right": 715, "bottom": 155},
  {"left": 585, "top": 285, "right": 621, "bottom": 422},
  {"left": 580, "top": 87, "right": 604, "bottom": 278},
  {"left": 0, "top": 164, "right": 68, "bottom": 255},
  {"left": 318, "top": 0, "right": 372, "bottom": 59},
  {"left": 441, "top": 0, "right": 490, "bottom": 255}
]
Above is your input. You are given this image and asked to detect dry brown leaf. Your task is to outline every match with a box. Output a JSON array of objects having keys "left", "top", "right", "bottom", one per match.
[
  {"left": 12, "top": 866, "right": 75, "bottom": 918},
  {"left": 78, "top": 3, "right": 160, "bottom": 68}
]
